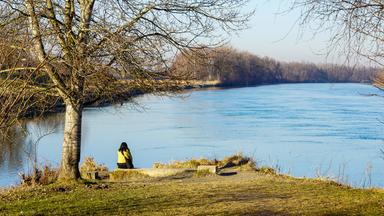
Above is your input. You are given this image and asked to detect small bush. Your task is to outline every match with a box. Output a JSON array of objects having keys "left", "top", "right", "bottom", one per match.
[
  {"left": 80, "top": 157, "right": 109, "bottom": 180},
  {"left": 19, "top": 165, "right": 58, "bottom": 186},
  {"left": 39, "top": 165, "right": 59, "bottom": 184},
  {"left": 218, "top": 154, "right": 256, "bottom": 170},
  {"left": 80, "top": 157, "right": 109, "bottom": 173}
]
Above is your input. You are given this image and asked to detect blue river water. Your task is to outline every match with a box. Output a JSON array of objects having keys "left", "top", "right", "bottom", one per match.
[{"left": 1, "top": 83, "right": 384, "bottom": 187}]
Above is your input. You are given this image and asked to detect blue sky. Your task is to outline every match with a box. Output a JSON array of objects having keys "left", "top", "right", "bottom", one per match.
[{"left": 230, "top": 1, "right": 338, "bottom": 64}]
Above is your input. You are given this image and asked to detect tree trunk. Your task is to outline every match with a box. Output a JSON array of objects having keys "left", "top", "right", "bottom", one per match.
[{"left": 58, "top": 102, "right": 83, "bottom": 180}]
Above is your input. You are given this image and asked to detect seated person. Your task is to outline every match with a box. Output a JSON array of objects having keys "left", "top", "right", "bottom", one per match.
[{"left": 117, "top": 142, "right": 134, "bottom": 169}]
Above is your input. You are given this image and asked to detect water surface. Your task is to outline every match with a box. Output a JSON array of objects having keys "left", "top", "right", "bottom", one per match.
[{"left": 1, "top": 83, "right": 384, "bottom": 187}]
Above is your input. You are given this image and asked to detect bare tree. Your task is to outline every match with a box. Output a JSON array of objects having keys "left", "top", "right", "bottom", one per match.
[
  {"left": 0, "top": 0, "right": 252, "bottom": 180},
  {"left": 291, "top": 1, "right": 384, "bottom": 66}
]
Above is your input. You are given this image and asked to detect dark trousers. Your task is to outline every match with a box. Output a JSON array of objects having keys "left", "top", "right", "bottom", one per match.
[{"left": 117, "top": 160, "right": 134, "bottom": 169}]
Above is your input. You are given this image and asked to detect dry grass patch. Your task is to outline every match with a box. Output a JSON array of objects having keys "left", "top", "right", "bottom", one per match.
[
  {"left": 195, "top": 169, "right": 215, "bottom": 177},
  {"left": 153, "top": 158, "right": 216, "bottom": 169},
  {"left": 153, "top": 153, "right": 259, "bottom": 171}
]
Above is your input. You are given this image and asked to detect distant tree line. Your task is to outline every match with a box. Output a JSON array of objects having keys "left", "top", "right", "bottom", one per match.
[{"left": 172, "top": 47, "right": 379, "bottom": 86}]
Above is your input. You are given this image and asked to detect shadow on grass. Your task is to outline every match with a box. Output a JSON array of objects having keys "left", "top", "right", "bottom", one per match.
[{"left": 218, "top": 171, "right": 237, "bottom": 176}]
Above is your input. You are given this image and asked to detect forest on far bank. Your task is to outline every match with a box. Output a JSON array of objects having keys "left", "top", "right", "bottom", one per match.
[{"left": 172, "top": 47, "right": 380, "bottom": 86}]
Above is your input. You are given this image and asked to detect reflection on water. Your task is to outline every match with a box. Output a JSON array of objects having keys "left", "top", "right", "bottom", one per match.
[
  {"left": 1, "top": 83, "right": 384, "bottom": 188},
  {"left": 0, "top": 128, "right": 27, "bottom": 173}
]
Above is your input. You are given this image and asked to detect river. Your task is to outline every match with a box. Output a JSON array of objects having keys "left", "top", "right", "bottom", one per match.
[{"left": 1, "top": 83, "right": 384, "bottom": 187}]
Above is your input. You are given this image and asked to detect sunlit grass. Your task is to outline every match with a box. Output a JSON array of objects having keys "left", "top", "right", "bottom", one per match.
[
  {"left": 1, "top": 172, "right": 384, "bottom": 215},
  {"left": 153, "top": 153, "right": 257, "bottom": 171},
  {"left": 1, "top": 154, "right": 384, "bottom": 215}
]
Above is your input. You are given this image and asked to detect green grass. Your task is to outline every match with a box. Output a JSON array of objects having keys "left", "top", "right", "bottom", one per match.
[{"left": 1, "top": 172, "right": 384, "bottom": 215}]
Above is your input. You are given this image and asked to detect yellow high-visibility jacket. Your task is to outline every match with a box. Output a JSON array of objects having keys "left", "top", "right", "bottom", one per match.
[{"left": 117, "top": 149, "right": 132, "bottom": 163}]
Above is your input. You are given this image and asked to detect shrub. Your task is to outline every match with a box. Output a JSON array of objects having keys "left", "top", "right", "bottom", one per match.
[
  {"left": 19, "top": 165, "right": 58, "bottom": 186},
  {"left": 80, "top": 157, "right": 109, "bottom": 173},
  {"left": 80, "top": 157, "right": 109, "bottom": 179}
]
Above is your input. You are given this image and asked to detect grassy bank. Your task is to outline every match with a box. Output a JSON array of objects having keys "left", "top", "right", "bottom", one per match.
[
  {"left": 1, "top": 158, "right": 384, "bottom": 215},
  {"left": 1, "top": 172, "right": 384, "bottom": 215}
]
